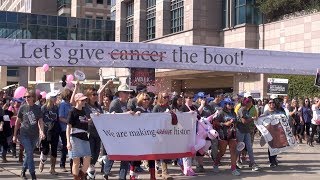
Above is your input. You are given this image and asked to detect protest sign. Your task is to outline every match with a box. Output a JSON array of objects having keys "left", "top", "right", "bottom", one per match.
[
  {"left": 130, "top": 68, "right": 155, "bottom": 86},
  {"left": 91, "top": 112, "right": 197, "bottom": 161},
  {"left": 255, "top": 114, "right": 297, "bottom": 156},
  {"left": 267, "top": 78, "right": 289, "bottom": 95}
]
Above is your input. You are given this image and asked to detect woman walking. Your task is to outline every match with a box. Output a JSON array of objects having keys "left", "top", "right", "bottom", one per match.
[
  {"left": 301, "top": 98, "right": 313, "bottom": 146},
  {"left": 13, "top": 90, "right": 45, "bottom": 180},
  {"left": 213, "top": 98, "right": 240, "bottom": 176},
  {"left": 39, "top": 92, "right": 61, "bottom": 175},
  {"left": 66, "top": 93, "right": 92, "bottom": 180},
  {"left": 310, "top": 97, "right": 320, "bottom": 147}
]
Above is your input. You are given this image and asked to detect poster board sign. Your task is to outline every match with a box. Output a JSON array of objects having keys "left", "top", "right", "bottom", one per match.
[
  {"left": 267, "top": 78, "right": 289, "bottom": 95},
  {"left": 91, "top": 112, "right": 197, "bottom": 161},
  {"left": 255, "top": 114, "right": 297, "bottom": 156},
  {"left": 130, "top": 68, "right": 155, "bottom": 86}
]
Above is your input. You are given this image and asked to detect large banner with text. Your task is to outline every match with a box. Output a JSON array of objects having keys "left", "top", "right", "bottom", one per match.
[
  {"left": 255, "top": 114, "right": 297, "bottom": 156},
  {"left": 91, "top": 112, "right": 197, "bottom": 160},
  {"left": 0, "top": 38, "right": 318, "bottom": 75}
]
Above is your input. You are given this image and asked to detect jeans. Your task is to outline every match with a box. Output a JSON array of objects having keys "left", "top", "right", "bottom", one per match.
[
  {"left": 20, "top": 135, "right": 38, "bottom": 174},
  {"left": 104, "top": 159, "right": 129, "bottom": 179},
  {"left": 236, "top": 130, "right": 255, "bottom": 164},
  {"left": 59, "top": 131, "right": 67, "bottom": 168},
  {"left": 89, "top": 134, "right": 101, "bottom": 166}
]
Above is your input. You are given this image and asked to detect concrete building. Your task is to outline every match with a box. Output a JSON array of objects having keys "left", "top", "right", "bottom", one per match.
[
  {"left": 58, "top": 0, "right": 112, "bottom": 19},
  {"left": 102, "top": 0, "right": 320, "bottom": 98},
  {"left": 0, "top": 0, "right": 57, "bottom": 15}
]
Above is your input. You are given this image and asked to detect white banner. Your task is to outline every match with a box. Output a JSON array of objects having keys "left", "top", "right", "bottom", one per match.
[
  {"left": 0, "top": 38, "right": 319, "bottom": 75},
  {"left": 91, "top": 112, "right": 197, "bottom": 161},
  {"left": 255, "top": 114, "right": 297, "bottom": 156}
]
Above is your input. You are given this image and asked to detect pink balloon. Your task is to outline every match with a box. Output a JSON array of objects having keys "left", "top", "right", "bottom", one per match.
[
  {"left": 40, "top": 91, "right": 47, "bottom": 99},
  {"left": 42, "top": 64, "right": 49, "bottom": 72},
  {"left": 66, "top": 82, "right": 74, "bottom": 90},
  {"left": 14, "top": 86, "right": 27, "bottom": 99},
  {"left": 66, "top": 74, "right": 74, "bottom": 82}
]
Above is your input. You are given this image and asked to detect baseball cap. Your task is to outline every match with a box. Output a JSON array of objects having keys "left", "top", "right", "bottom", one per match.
[
  {"left": 45, "top": 91, "right": 58, "bottom": 100},
  {"left": 74, "top": 93, "right": 87, "bottom": 101}
]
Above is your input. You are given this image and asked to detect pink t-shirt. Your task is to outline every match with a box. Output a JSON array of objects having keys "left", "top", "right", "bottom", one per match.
[{"left": 8, "top": 106, "right": 18, "bottom": 127}]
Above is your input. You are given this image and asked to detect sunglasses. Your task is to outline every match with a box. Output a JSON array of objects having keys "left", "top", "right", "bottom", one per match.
[
  {"left": 143, "top": 98, "right": 150, "bottom": 101},
  {"left": 226, "top": 103, "right": 234, "bottom": 105},
  {"left": 185, "top": 96, "right": 194, "bottom": 99},
  {"left": 199, "top": 97, "right": 206, "bottom": 99},
  {"left": 24, "top": 96, "right": 31, "bottom": 98},
  {"left": 163, "top": 96, "right": 169, "bottom": 99},
  {"left": 92, "top": 93, "right": 98, "bottom": 96}
]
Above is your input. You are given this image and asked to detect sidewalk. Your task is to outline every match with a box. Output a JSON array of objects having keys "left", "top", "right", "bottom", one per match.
[{"left": 1, "top": 140, "right": 320, "bottom": 180}]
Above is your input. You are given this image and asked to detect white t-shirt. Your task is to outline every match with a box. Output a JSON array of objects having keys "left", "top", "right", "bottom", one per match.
[{"left": 311, "top": 104, "right": 320, "bottom": 125}]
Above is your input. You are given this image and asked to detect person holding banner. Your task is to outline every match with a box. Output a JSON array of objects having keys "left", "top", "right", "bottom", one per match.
[
  {"left": 131, "top": 92, "right": 156, "bottom": 180},
  {"left": 310, "top": 97, "right": 320, "bottom": 147},
  {"left": 236, "top": 98, "right": 260, "bottom": 171},
  {"left": 152, "top": 92, "right": 174, "bottom": 179},
  {"left": 13, "top": 90, "right": 45, "bottom": 180},
  {"left": 212, "top": 98, "right": 240, "bottom": 176},
  {"left": 66, "top": 93, "right": 91, "bottom": 180},
  {"left": 103, "top": 84, "right": 133, "bottom": 180}
]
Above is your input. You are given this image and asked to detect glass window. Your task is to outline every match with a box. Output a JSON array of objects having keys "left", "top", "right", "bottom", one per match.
[
  {"left": 0, "top": 11, "right": 6, "bottom": 22},
  {"left": 126, "top": 1, "right": 134, "bottom": 42},
  {"left": 68, "top": 17, "right": 77, "bottom": 28},
  {"left": 47, "top": 26, "right": 58, "bottom": 39},
  {"left": 68, "top": 28, "right": 77, "bottom": 40},
  {"left": 96, "top": 19, "right": 102, "bottom": 29},
  {"left": 6, "top": 12, "right": 17, "bottom": 23},
  {"left": 85, "top": 0, "right": 93, "bottom": 3},
  {"left": 58, "top": 16, "right": 68, "bottom": 27},
  {"left": 146, "top": 0, "right": 156, "bottom": 40},
  {"left": 77, "top": 28, "right": 86, "bottom": 40},
  {"left": 97, "top": 0, "right": 103, "bottom": 4},
  {"left": 37, "top": 25, "right": 48, "bottom": 39},
  {"left": 86, "top": 15, "right": 93, "bottom": 19},
  {"left": 7, "top": 67, "right": 19, "bottom": 77},
  {"left": 48, "top": 16, "right": 57, "bottom": 26},
  {"left": 107, "top": 0, "right": 111, "bottom": 5},
  {"left": 28, "top": 24, "right": 38, "bottom": 39},
  {"left": 222, "top": 0, "right": 227, "bottom": 28},
  {"left": 57, "top": 27, "right": 68, "bottom": 39},
  {"left": 28, "top": 14, "right": 37, "bottom": 24},
  {"left": 171, "top": 0, "right": 184, "bottom": 33},
  {"left": 18, "top": 13, "right": 27, "bottom": 24},
  {"left": 234, "top": 0, "right": 258, "bottom": 26},
  {"left": 37, "top": 15, "right": 47, "bottom": 26},
  {"left": 96, "top": 16, "right": 103, "bottom": 20}
]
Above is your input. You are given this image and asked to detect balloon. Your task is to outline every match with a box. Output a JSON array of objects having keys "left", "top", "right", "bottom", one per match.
[
  {"left": 40, "top": 91, "right": 47, "bottom": 99},
  {"left": 14, "top": 86, "right": 27, "bottom": 99},
  {"left": 42, "top": 64, "right": 49, "bottom": 72},
  {"left": 74, "top": 70, "right": 86, "bottom": 81},
  {"left": 66, "top": 74, "right": 74, "bottom": 82},
  {"left": 66, "top": 82, "right": 74, "bottom": 90}
]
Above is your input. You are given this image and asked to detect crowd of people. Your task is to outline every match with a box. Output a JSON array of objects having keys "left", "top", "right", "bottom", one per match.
[{"left": 0, "top": 82, "right": 320, "bottom": 180}]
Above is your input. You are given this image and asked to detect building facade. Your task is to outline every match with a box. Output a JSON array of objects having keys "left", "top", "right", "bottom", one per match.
[
  {"left": 106, "top": 0, "right": 320, "bottom": 98},
  {"left": 0, "top": 10, "right": 115, "bottom": 88},
  {"left": 0, "top": 0, "right": 57, "bottom": 15},
  {"left": 58, "top": 0, "right": 112, "bottom": 19}
]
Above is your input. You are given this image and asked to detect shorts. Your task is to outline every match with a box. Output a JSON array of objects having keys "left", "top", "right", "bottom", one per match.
[{"left": 68, "top": 136, "right": 91, "bottom": 159}]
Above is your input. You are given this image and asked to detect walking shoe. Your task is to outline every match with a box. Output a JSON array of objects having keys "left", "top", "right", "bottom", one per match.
[
  {"left": 103, "top": 174, "right": 109, "bottom": 180},
  {"left": 269, "top": 163, "right": 278, "bottom": 168},
  {"left": 232, "top": 169, "right": 241, "bottom": 176},
  {"left": 20, "top": 169, "right": 27, "bottom": 180},
  {"left": 251, "top": 164, "right": 261, "bottom": 171},
  {"left": 236, "top": 162, "right": 244, "bottom": 169},
  {"left": 195, "top": 165, "right": 205, "bottom": 173},
  {"left": 60, "top": 167, "right": 68, "bottom": 172},
  {"left": 213, "top": 165, "right": 219, "bottom": 173}
]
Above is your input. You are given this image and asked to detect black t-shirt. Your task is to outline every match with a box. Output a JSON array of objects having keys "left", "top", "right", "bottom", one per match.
[
  {"left": 67, "top": 107, "right": 89, "bottom": 141},
  {"left": 289, "top": 106, "right": 301, "bottom": 124},
  {"left": 0, "top": 109, "right": 13, "bottom": 138},
  {"left": 180, "top": 104, "right": 197, "bottom": 112}
]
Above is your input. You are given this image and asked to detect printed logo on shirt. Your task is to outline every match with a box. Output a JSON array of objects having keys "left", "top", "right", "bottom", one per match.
[
  {"left": 45, "top": 111, "right": 57, "bottom": 121},
  {"left": 3, "top": 115, "right": 10, "bottom": 122},
  {"left": 25, "top": 111, "right": 37, "bottom": 125},
  {"left": 79, "top": 116, "right": 88, "bottom": 123}
]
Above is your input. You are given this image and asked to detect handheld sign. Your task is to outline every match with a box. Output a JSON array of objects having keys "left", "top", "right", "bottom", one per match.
[{"left": 74, "top": 70, "right": 86, "bottom": 81}]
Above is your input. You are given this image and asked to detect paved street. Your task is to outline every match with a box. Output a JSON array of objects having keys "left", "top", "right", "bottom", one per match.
[{"left": 1, "top": 139, "right": 320, "bottom": 180}]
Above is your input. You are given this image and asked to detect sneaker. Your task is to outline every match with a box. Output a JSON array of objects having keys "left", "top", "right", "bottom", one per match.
[
  {"left": 195, "top": 165, "right": 205, "bottom": 173},
  {"left": 236, "top": 162, "right": 244, "bottom": 169},
  {"left": 213, "top": 165, "right": 219, "bottom": 173},
  {"left": 251, "top": 164, "right": 260, "bottom": 171},
  {"left": 269, "top": 163, "right": 278, "bottom": 168},
  {"left": 232, "top": 169, "right": 241, "bottom": 176},
  {"left": 60, "top": 167, "right": 68, "bottom": 172}
]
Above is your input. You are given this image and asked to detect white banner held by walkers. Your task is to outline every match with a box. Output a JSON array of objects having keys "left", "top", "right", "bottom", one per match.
[
  {"left": 0, "top": 38, "right": 319, "bottom": 75},
  {"left": 91, "top": 112, "right": 197, "bottom": 161},
  {"left": 255, "top": 114, "right": 297, "bottom": 156}
]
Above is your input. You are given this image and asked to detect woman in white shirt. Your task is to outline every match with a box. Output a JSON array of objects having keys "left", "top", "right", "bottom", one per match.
[{"left": 310, "top": 97, "right": 320, "bottom": 147}]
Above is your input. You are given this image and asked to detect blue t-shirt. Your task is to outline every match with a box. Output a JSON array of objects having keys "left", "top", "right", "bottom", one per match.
[
  {"left": 58, "top": 100, "right": 72, "bottom": 132},
  {"left": 301, "top": 106, "right": 312, "bottom": 123}
]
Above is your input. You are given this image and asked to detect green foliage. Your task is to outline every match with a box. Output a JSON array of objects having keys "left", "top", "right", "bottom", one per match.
[
  {"left": 271, "top": 74, "right": 320, "bottom": 98},
  {"left": 256, "top": 0, "right": 320, "bottom": 21}
]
